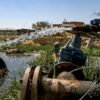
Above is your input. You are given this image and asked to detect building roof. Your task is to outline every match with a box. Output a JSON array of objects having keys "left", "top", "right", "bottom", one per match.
[{"left": 63, "top": 21, "right": 85, "bottom": 27}]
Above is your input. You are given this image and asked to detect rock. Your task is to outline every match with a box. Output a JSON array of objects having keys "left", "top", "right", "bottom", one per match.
[
  {"left": 22, "top": 40, "right": 40, "bottom": 46},
  {"left": 6, "top": 49, "right": 24, "bottom": 54}
]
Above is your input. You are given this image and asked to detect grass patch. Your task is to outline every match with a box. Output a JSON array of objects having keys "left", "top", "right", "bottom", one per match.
[
  {"left": 1, "top": 44, "right": 52, "bottom": 53},
  {"left": 29, "top": 45, "right": 54, "bottom": 68},
  {"left": 83, "top": 47, "right": 100, "bottom": 80},
  {"left": 0, "top": 79, "right": 21, "bottom": 100},
  {"left": 83, "top": 48, "right": 100, "bottom": 56}
]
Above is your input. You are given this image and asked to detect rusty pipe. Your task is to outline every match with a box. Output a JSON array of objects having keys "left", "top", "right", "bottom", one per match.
[{"left": 40, "top": 78, "right": 100, "bottom": 96}]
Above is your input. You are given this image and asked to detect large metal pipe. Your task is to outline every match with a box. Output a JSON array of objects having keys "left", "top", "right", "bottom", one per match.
[
  {"left": 21, "top": 66, "right": 100, "bottom": 100},
  {"left": 0, "top": 57, "right": 8, "bottom": 77},
  {"left": 41, "top": 78, "right": 100, "bottom": 97}
]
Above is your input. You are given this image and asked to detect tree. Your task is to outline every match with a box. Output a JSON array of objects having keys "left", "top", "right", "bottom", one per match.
[
  {"left": 32, "top": 24, "right": 37, "bottom": 30},
  {"left": 32, "top": 21, "right": 50, "bottom": 30}
]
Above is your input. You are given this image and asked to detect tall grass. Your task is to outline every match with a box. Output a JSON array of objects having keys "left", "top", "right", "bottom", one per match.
[
  {"left": 29, "top": 45, "right": 54, "bottom": 69},
  {"left": 83, "top": 47, "right": 99, "bottom": 80}
]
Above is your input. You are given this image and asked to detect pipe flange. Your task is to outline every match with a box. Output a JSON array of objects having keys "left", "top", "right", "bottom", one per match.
[
  {"left": 31, "top": 66, "right": 42, "bottom": 100},
  {"left": 21, "top": 67, "right": 31, "bottom": 100}
]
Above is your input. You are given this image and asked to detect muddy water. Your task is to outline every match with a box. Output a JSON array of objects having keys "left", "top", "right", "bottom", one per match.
[{"left": 0, "top": 53, "right": 35, "bottom": 89}]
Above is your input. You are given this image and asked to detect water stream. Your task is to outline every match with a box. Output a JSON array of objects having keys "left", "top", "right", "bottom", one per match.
[{"left": 0, "top": 52, "right": 35, "bottom": 90}]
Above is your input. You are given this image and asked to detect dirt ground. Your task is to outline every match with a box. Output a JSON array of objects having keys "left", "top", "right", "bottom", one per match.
[{"left": 32, "top": 32, "right": 100, "bottom": 48}]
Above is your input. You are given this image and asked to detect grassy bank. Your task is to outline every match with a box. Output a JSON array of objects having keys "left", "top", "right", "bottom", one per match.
[
  {"left": 1, "top": 44, "right": 52, "bottom": 52},
  {"left": 1, "top": 43, "right": 100, "bottom": 56}
]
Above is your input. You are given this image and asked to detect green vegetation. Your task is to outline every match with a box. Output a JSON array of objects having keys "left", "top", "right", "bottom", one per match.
[
  {"left": 83, "top": 47, "right": 100, "bottom": 56},
  {"left": 83, "top": 64, "right": 96, "bottom": 80},
  {"left": 0, "top": 79, "right": 20, "bottom": 100},
  {"left": 83, "top": 47, "right": 99, "bottom": 80},
  {"left": 32, "top": 21, "right": 50, "bottom": 30},
  {"left": 1, "top": 44, "right": 52, "bottom": 52},
  {"left": 29, "top": 46, "right": 54, "bottom": 68}
]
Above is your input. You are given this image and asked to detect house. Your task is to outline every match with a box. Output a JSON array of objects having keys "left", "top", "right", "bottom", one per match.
[
  {"left": 52, "top": 21, "right": 85, "bottom": 28},
  {"left": 62, "top": 21, "right": 85, "bottom": 27}
]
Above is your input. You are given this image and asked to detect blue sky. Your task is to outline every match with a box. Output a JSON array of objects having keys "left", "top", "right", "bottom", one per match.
[{"left": 0, "top": 0, "right": 100, "bottom": 29}]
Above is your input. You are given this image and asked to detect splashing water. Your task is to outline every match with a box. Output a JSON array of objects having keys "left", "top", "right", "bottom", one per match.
[{"left": 0, "top": 27, "right": 72, "bottom": 46}]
